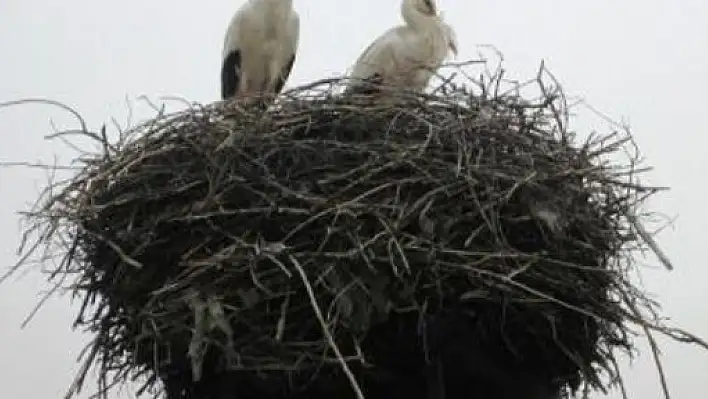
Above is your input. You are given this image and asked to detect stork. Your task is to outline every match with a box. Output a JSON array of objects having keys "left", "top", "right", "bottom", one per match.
[
  {"left": 220, "top": 0, "right": 300, "bottom": 106},
  {"left": 345, "top": 0, "right": 458, "bottom": 95}
]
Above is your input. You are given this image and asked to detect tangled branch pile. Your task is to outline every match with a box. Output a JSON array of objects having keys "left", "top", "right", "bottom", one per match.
[{"left": 10, "top": 65, "right": 691, "bottom": 399}]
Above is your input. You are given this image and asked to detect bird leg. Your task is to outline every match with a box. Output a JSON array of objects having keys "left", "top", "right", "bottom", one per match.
[{"left": 253, "top": 90, "right": 273, "bottom": 111}]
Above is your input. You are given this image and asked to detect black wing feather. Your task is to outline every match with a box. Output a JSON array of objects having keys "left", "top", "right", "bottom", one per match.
[
  {"left": 221, "top": 49, "right": 241, "bottom": 100},
  {"left": 273, "top": 53, "right": 297, "bottom": 95},
  {"left": 345, "top": 73, "right": 384, "bottom": 95}
]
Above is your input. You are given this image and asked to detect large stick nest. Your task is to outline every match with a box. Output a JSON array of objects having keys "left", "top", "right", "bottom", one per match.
[{"left": 7, "top": 63, "right": 701, "bottom": 399}]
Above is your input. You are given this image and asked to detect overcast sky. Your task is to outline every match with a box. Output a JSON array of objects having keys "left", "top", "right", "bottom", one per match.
[{"left": 1, "top": 0, "right": 706, "bottom": 398}]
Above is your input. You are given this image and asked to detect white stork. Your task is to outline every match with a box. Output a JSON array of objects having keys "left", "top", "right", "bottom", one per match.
[
  {"left": 220, "top": 0, "right": 300, "bottom": 105},
  {"left": 345, "top": 0, "right": 458, "bottom": 95}
]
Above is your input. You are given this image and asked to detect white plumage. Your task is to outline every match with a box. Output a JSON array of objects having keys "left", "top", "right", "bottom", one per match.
[
  {"left": 220, "top": 0, "right": 300, "bottom": 103},
  {"left": 345, "top": 0, "right": 458, "bottom": 94}
]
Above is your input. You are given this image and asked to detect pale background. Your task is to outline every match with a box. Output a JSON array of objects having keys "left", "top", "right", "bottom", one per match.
[{"left": 1, "top": 0, "right": 706, "bottom": 398}]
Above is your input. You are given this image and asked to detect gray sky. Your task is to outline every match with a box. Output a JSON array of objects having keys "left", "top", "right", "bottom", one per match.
[{"left": 1, "top": 0, "right": 706, "bottom": 398}]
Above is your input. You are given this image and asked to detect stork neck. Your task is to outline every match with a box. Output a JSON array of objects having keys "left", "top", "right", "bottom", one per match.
[{"left": 401, "top": 1, "right": 439, "bottom": 32}]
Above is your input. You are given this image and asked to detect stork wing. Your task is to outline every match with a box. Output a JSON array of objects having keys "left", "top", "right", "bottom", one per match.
[
  {"left": 273, "top": 54, "right": 296, "bottom": 94},
  {"left": 221, "top": 50, "right": 241, "bottom": 99},
  {"left": 221, "top": 9, "right": 247, "bottom": 100},
  {"left": 347, "top": 27, "right": 404, "bottom": 92},
  {"left": 442, "top": 22, "right": 458, "bottom": 55},
  {"left": 345, "top": 73, "right": 384, "bottom": 95},
  {"left": 273, "top": 12, "right": 300, "bottom": 94}
]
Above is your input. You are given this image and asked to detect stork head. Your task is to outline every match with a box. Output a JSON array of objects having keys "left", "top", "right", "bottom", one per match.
[
  {"left": 403, "top": 0, "right": 438, "bottom": 17},
  {"left": 419, "top": 0, "right": 438, "bottom": 15}
]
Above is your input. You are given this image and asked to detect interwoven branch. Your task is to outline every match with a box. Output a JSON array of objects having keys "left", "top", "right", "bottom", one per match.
[{"left": 3, "top": 61, "right": 701, "bottom": 399}]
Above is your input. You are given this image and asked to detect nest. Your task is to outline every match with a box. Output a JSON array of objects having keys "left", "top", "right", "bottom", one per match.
[{"left": 8, "top": 64, "right": 699, "bottom": 399}]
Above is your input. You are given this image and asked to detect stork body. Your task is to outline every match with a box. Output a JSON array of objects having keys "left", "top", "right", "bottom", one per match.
[
  {"left": 345, "top": 0, "right": 457, "bottom": 95},
  {"left": 221, "top": 0, "right": 300, "bottom": 103}
]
